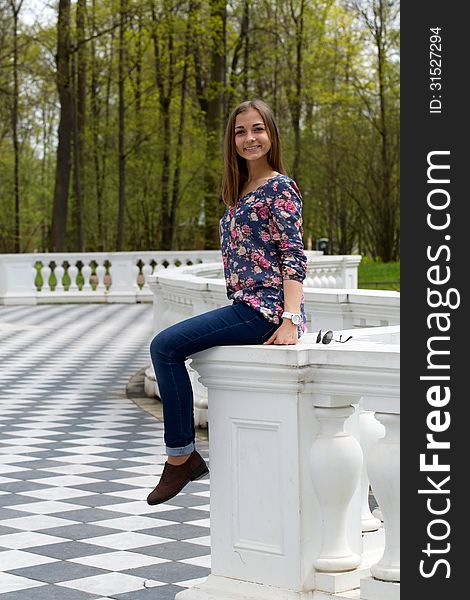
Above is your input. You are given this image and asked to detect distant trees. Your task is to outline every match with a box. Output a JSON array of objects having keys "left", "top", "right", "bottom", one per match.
[{"left": 0, "top": 0, "right": 400, "bottom": 260}]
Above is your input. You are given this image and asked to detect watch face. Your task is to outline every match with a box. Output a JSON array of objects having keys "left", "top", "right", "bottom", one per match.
[{"left": 292, "top": 314, "right": 301, "bottom": 325}]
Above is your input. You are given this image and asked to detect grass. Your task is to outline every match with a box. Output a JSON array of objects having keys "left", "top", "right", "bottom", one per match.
[{"left": 358, "top": 258, "right": 400, "bottom": 291}]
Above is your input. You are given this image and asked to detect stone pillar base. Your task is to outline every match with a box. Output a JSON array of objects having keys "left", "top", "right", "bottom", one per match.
[
  {"left": 360, "top": 576, "right": 399, "bottom": 600},
  {"left": 315, "top": 567, "right": 370, "bottom": 594},
  {"left": 175, "top": 575, "right": 317, "bottom": 600},
  {"left": 144, "top": 366, "right": 158, "bottom": 398}
]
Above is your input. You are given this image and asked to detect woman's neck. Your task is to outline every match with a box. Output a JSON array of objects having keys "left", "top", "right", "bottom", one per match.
[{"left": 246, "top": 159, "right": 277, "bottom": 183}]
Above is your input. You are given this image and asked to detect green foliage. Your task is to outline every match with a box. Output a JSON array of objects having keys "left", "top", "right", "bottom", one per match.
[
  {"left": 0, "top": 0, "right": 400, "bottom": 258},
  {"left": 358, "top": 258, "right": 400, "bottom": 291}
]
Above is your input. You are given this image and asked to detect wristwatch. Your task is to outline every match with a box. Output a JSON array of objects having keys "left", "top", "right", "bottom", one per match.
[{"left": 281, "top": 311, "right": 301, "bottom": 326}]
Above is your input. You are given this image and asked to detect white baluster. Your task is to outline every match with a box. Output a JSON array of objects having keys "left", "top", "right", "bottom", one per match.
[
  {"left": 310, "top": 405, "right": 362, "bottom": 572},
  {"left": 81, "top": 264, "right": 92, "bottom": 290},
  {"left": 54, "top": 264, "right": 65, "bottom": 292},
  {"left": 320, "top": 269, "right": 330, "bottom": 288},
  {"left": 132, "top": 264, "right": 140, "bottom": 289},
  {"left": 312, "top": 271, "right": 322, "bottom": 288},
  {"left": 189, "top": 360, "right": 208, "bottom": 428},
  {"left": 304, "top": 275, "right": 314, "bottom": 287},
  {"left": 95, "top": 264, "right": 106, "bottom": 291},
  {"left": 33, "top": 266, "right": 40, "bottom": 291},
  {"left": 142, "top": 263, "right": 153, "bottom": 289},
  {"left": 359, "top": 409, "right": 385, "bottom": 532},
  {"left": 373, "top": 508, "right": 383, "bottom": 522},
  {"left": 327, "top": 270, "right": 337, "bottom": 288},
  {"left": 40, "top": 265, "right": 51, "bottom": 292},
  {"left": 367, "top": 413, "right": 400, "bottom": 582},
  {"left": 104, "top": 265, "right": 112, "bottom": 289},
  {"left": 68, "top": 264, "right": 79, "bottom": 291}
]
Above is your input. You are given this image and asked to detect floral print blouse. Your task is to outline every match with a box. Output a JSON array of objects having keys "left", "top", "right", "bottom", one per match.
[{"left": 219, "top": 174, "right": 308, "bottom": 335}]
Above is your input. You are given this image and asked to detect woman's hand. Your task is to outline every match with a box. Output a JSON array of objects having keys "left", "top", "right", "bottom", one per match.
[{"left": 263, "top": 320, "right": 299, "bottom": 345}]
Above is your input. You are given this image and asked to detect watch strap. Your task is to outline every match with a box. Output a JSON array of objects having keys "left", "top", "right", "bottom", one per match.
[{"left": 282, "top": 311, "right": 301, "bottom": 321}]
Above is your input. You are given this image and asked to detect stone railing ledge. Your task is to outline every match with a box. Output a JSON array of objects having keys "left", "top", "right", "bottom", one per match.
[
  {"left": 347, "top": 289, "right": 400, "bottom": 305},
  {"left": 192, "top": 331, "right": 399, "bottom": 404},
  {"left": 149, "top": 271, "right": 211, "bottom": 292}
]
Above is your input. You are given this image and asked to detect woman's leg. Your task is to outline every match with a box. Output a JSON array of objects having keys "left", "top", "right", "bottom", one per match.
[
  {"left": 147, "top": 303, "right": 277, "bottom": 504},
  {"left": 149, "top": 302, "right": 278, "bottom": 457}
]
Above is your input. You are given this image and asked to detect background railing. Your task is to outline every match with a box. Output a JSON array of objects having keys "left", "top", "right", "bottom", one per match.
[
  {"left": 0, "top": 250, "right": 339, "bottom": 305},
  {"left": 0, "top": 251, "right": 222, "bottom": 304}
]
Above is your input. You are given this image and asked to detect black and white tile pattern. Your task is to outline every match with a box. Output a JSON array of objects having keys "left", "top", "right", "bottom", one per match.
[{"left": 0, "top": 304, "right": 210, "bottom": 599}]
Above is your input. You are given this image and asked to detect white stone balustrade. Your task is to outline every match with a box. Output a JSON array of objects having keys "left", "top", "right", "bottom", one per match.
[
  {"left": 174, "top": 325, "right": 399, "bottom": 600},
  {"left": 144, "top": 260, "right": 398, "bottom": 428},
  {"left": 0, "top": 250, "right": 356, "bottom": 305},
  {"left": 0, "top": 251, "right": 360, "bottom": 306},
  {"left": 304, "top": 288, "right": 400, "bottom": 332},
  {"left": 0, "top": 251, "right": 222, "bottom": 305},
  {"left": 303, "top": 254, "right": 361, "bottom": 289}
]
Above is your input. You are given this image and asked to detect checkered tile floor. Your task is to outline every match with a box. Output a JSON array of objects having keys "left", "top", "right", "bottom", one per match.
[{"left": 0, "top": 304, "right": 210, "bottom": 599}]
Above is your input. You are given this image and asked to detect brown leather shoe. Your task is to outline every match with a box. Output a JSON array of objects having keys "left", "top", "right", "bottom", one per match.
[{"left": 147, "top": 450, "right": 209, "bottom": 506}]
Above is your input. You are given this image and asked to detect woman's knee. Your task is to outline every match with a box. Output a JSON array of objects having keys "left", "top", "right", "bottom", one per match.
[{"left": 150, "top": 330, "right": 171, "bottom": 361}]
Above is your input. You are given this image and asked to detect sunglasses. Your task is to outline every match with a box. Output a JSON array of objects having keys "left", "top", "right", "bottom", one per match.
[{"left": 316, "top": 330, "right": 353, "bottom": 344}]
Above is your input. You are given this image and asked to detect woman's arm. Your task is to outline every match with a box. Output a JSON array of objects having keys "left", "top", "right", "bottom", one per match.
[
  {"left": 263, "top": 278, "right": 302, "bottom": 345},
  {"left": 263, "top": 178, "right": 307, "bottom": 345},
  {"left": 282, "top": 278, "right": 303, "bottom": 314}
]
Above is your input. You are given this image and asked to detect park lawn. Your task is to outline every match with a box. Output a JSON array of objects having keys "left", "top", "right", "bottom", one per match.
[{"left": 358, "top": 260, "right": 400, "bottom": 291}]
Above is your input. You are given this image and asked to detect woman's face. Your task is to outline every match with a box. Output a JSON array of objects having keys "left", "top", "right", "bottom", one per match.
[{"left": 234, "top": 108, "right": 271, "bottom": 164}]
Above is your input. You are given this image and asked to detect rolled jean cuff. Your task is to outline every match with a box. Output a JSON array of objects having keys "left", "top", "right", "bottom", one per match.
[{"left": 166, "top": 441, "right": 195, "bottom": 456}]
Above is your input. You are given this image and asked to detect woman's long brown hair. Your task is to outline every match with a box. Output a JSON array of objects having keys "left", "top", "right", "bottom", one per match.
[{"left": 221, "top": 100, "right": 287, "bottom": 207}]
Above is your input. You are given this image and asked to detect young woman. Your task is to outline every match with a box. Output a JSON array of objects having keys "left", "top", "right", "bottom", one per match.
[{"left": 147, "top": 99, "right": 307, "bottom": 505}]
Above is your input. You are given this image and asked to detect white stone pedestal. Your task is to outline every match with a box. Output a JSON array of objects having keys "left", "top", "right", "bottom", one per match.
[
  {"left": 170, "top": 330, "right": 399, "bottom": 600},
  {"left": 174, "top": 334, "right": 400, "bottom": 600}
]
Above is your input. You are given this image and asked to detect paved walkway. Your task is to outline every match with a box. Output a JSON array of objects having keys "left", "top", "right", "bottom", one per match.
[{"left": 0, "top": 304, "right": 210, "bottom": 600}]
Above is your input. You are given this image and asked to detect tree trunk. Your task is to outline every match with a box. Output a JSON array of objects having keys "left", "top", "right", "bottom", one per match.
[
  {"left": 90, "top": 0, "right": 102, "bottom": 250},
  {"left": 51, "top": 0, "right": 73, "bottom": 252},
  {"left": 289, "top": 0, "right": 304, "bottom": 182},
  {"left": 116, "top": 0, "right": 127, "bottom": 251},
  {"left": 242, "top": 0, "right": 249, "bottom": 98},
  {"left": 133, "top": 7, "right": 146, "bottom": 249},
  {"left": 169, "top": 2, "right": 192, "bottom": 246},
  {"left": 226, "top": 0, "right": 248, "bottom": 120},
  {"left": 71, "top": 53, "right": 84, "bottom": 251},
  {"left": 273, "top": 0, "right": 280, "bottom": 116},
  {"left": 203, "top": 0, "right": 226, "bottom": 250},
  {"left": 90, "top": 1, "right": 115, "bottom": 251},
  {"left": 10, "top": 0, "right": 23, "bottom": 252},
  {"left": 376, "top": 0, "right": 393, "bottom": 261},
  {"left": 72, "top": 0, "right": 87, "bottom": 251},
  {"left": 150, "top": 0, "right": 175, "bottom": 250}
]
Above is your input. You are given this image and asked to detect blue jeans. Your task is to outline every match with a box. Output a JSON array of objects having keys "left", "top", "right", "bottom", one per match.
[{"left": 149, "top": 302, "right": 279, "bottom": 455}]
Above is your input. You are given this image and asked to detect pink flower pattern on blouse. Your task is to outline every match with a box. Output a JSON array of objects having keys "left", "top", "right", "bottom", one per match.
[{"left": 220, "top": 174, "right": 308, "bottom": 335}]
